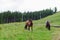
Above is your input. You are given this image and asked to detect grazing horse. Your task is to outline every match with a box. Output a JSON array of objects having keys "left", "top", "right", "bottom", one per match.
[
  {"left": 24, "top": 19, "right": 33, "bottom": 31},
  {"left": 46, "top": 21, "right": 50, "bottom": 30}
]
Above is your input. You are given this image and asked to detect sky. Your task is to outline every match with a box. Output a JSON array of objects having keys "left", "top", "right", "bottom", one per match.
[{"left": 0, "top": 0, "right": 60, "bottom": 12}]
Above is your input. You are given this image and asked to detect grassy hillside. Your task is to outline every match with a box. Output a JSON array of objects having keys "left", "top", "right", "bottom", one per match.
[
  {"left": 33, "top": 12, "right": 60, "bottom": 40},
  {"left": 0, "top": 12, "right": 60, "bottom": 40}
]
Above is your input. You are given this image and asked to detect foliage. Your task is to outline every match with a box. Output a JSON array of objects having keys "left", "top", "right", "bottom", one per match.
[{"left": 0, "top": 8, "right": 56, "bottom": 24}]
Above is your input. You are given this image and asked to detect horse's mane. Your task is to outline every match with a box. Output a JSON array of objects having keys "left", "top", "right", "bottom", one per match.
[
  {"left": 29, "top": 19, "right": 32, "bottom": 22},
  {"left": 26, "top": 19, "right": 33, "bottom": 25}
]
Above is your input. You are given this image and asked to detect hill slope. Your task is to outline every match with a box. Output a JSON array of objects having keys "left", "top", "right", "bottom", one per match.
[
  {"left": 0, "top": 12, "right": 60, "bottom": 40},
  {"left": 34, "top": 12, "right": 60, "bottom": 40}
]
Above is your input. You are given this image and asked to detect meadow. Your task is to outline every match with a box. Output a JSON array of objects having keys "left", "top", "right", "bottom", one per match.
[{"left": 0, "top": 12, "right": 60, "bottom": 40}]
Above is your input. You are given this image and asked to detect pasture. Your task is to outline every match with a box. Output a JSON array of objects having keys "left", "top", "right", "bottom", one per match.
[
  {"left": 0, "top": 22, "right": 51, "bottom": 40},
  {"left": 0, "top": 12, "right": 60, "bottom": 40}
]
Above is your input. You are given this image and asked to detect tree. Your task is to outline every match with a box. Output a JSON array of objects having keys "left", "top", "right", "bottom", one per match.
[
  {"left": 54, "top": 7, "right": 57, "bottom": 13},
  {"left": 0, "top": 8, "right": 54, "bottom": 24}
]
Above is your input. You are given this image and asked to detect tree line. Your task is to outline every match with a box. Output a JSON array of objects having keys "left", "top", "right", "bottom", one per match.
[{"left": 0, "top": 7, "right": 57, "bottom": 24}]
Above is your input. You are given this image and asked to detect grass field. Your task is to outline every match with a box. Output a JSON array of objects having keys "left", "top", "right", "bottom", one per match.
[{"left": 0, "top": 12, "right": 60, "bottom": 40}]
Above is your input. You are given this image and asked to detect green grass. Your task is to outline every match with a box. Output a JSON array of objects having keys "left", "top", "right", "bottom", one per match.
[
  {"left": 0, "top": 12, "right": 60, "bottom": 40},
  {"left": 0, "top": 22, "right": 51, "bottom": 40}
]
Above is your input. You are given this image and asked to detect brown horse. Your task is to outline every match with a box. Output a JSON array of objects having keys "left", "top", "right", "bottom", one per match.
[
  {"left": 46, "top": 21, "right": 50, "bottom": 30},
  {"left": 24, "top": 19, "right": 33, "bottom": 31}
]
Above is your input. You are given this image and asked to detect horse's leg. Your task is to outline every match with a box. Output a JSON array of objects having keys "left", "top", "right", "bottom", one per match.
[
  {"left": 31, "top": 23, "right": 33, "bottom": 31},
  {"left": 28, "top": 26, "right": 30, "bottom": 31},
  {"left": 46, "top": 25, "right": 48, "bottom": 28},
  {"left": 31, "top": 27, "right": 33, "bottom": 31},
  {"left": 25, "top": 25, "right": 27, "bottom": 29},
  {"left": 48, "top": 26, "right": 50, "bottom": 30},
  {"left": 47, "top": 25, "right": 50, "bottom": 30},
  {"left": 31, "top": 26, "right": 33, "bottom": 31}
]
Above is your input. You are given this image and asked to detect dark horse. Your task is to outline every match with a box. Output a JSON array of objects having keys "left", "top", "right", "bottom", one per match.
[
  {"left": 24, "top": 19, "right": 33, "bottom": 31},
  {"left": 46, "top": 21, "right": 50, "bottom": 30}
]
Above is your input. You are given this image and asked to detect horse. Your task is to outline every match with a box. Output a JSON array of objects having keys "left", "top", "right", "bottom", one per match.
[
  {"left": 24, "top": 19, "right": 33, "bottom": 31},
  {"left": 46, "top": 21, "right": 50, "bottom": 30}
]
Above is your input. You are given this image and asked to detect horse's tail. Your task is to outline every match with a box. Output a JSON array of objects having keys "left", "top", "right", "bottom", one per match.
[{"left": 25, "top": 25, "right": 27, "bottom": 29}]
